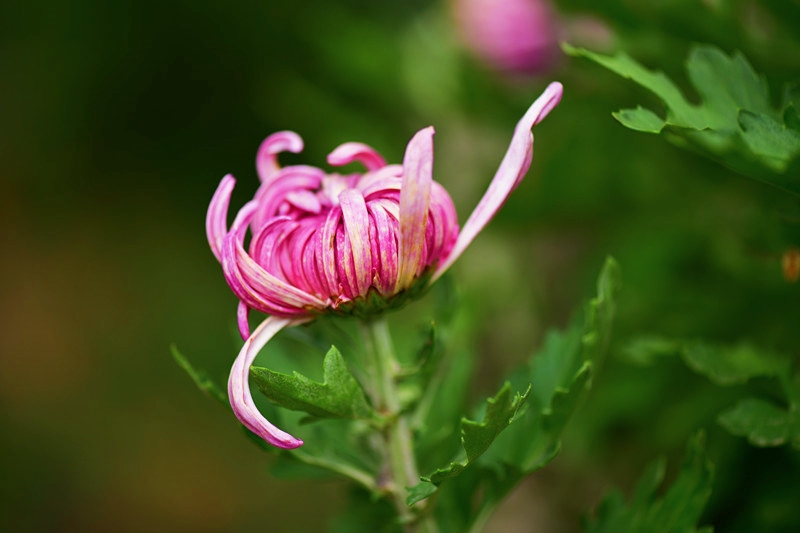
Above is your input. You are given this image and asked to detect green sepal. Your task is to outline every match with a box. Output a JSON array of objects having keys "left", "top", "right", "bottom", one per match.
[
  {"left": 584, "top": 432, "right": 714, "bottom": 533},
  {"left": 170, "top": 344, "right": 227, "bottom": 406},
  {"left": 564, "top": 42, "right": 800, "bottom": 192},
  {"left": 251, "top": 345, "right": 377, "bottom": 422}
]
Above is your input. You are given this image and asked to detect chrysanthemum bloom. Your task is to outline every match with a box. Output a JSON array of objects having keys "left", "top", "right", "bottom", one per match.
[
  {"left": 207, "top": 82, "right": 563, "bottom": 448},
  {"left": 453, "top": 0, "right": 562, "bottom": 76}
]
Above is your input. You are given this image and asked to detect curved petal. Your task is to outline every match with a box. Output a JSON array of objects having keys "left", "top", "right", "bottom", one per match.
[
  {"left": 327, "top": 142, "right": 387, "bottom": 171},
  {"left": 367, "top": 202, "right": 398, "bottom": 295},
  {"left": 228, "top": 316, "right": 311, "bottom": 448},
  {"left": 206, "top": 175, "right": 236, "bottom": 262},
  {"left": 395, "top": 126, "right": 434, "bottom": 292},
  {"left": 221, "top": 205, "right": 326, "bottom": 314},
  {"left": 339, "top": 189, "right": 372, "bottom": 297},
  {"left": 432, "top": 81, "right": 563, "bottom": 281},
  {"left": 237, "top": 301, "right": 250, "bottom": 341},
  {"left": 256, "top": 131, "right": 304, "bottom": 183}
]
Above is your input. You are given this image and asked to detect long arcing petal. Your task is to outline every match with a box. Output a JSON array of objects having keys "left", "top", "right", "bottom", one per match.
[
  {"left": 228, "top": 316, "right": 310, "bottom": 448},
  {"left": 432, "top": 81, "right": 563, "bottom": 282},
  {"left": 339, "top": 189, "right": 372, "bottom": 297},
  {"left": 256, "top": 131, "right": 304, "bottom": 184},
  {"left": 206, "top": 175, "right": 236, "bottom": 262},
  {"left": 327, "top": 142, "right": 387, "bottom": 172},
  {"left": 395, "top": 126, "right": 434, "bottom": 292}
]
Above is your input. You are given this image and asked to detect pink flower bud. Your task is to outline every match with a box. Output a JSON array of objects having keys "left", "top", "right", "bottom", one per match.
[
  {"left": 454, "top": 0, "right": 562, "bottom": 76},
  {"left": 207, "top": 82, "right": 563, "bottom": 448}
]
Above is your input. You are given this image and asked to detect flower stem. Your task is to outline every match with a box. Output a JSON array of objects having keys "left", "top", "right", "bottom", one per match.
[{"left": 361, "top": 318, "right": 436, "bottom": 533}]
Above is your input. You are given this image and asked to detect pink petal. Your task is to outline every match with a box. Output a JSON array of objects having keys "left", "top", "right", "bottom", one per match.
[
  {"left": 327, "top": 142, "right": 387, "bottom": 172},
  {"left": 339, "top": 189, "right": 373, "bottom": 297},
  {"left": 222, "top": 204, "right": 326, "bottom": 314},
  {"left": 318, "top": 208, "right": 342, "bottom": 299},
  {"left": 395, "top": 126, "right": 434, "bottom": 292},
  {"left": 228, "top": 316, "right": 310, "bottom": 448},
  {"left": 256, "top": 131, "right": 304, "bottom": 183},
  {"left": 237, "top": 301, "right": 251, "bottom": 340},
  {"left": 206, "top": 174, "right": 236, "bottom": 262},
  {"left": 367, "top": 203, "right": 398, "bottom": 295},
  {"left": 433, "top": 81, "right": 563, "bottom": 281}
]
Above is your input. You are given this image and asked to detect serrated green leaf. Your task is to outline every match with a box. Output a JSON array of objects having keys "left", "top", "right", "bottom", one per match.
[
  {"left": 584, "top": 433, "right": 713, "bottom": 533},
  {"left": 581, "top": 257, "right": 621, "bottom": 367},
  {"left": 717, "top": 397, "right": 799, "bottom": 448},
  {"left": 171, "top": 344, "right": 227, "bottom": 406},
  {"left": 251, "top": 345, "right": 375, "bottom": 421},
  {"left": 540, "top": 362, "right": 593, "bottom": 446},
  {"left": 486, "top": 257, "right": 618, "bottom": 473},
  {"left": 681, "top": 342, "right": 791, "bottom": 386},
  {"left": 408, "top": 260, "right": 620, "bottom": 523},
  {"left": 738, "top": 110, "right": 800, "bottom": 171},
  {"left": 565, "top": 42, "right": 800, "bottom": 187},
  {"left": 422, "top": 382, "right": 530, "bottom": 485}
]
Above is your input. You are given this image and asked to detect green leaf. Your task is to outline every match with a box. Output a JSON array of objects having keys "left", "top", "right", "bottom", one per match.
[
  {"left": 250, "top": 345, "right": 375, "bottom": 421},
  {"left": 681, "top": 342, "right": 791, "bottom": 386},
  {"left": 564, "top": 42, "right": 800, "bottom": 190},
  {"left": 422, "top": 382, "right": 530, "bottom": 485},
  {"left": 487, "top": 257, "right": 618, "bottom": 473},
  {"left": 613, "top": 107, "right": 666, "bottom": 133},
  {"left": 738, "top": 110, "right": 800, "bottom": 172},
  {"left": 584, "top": 433, "right": 714, "bottom": 533},
  {"left": 581, "top": 256, "right": 621, "bottom": 367},
  {"left": 621, "top": 336, "right": 682, "bottom": 366},
  {"left": 406, "top": 481, "right": 437, "bottom": 506},
  {"left": 170, "top": 344, "right": 227, "bottom": 406},
  {"left": 717, "top": 398, "right": 799, "bottom": 449}
]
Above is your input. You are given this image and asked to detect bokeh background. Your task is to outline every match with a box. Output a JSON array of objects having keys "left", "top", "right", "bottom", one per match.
[{"left": 2, "top": 0, "right": 799, "bottom": 532}]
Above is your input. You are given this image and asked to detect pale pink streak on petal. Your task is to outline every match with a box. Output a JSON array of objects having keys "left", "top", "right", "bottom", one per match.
[
  {"left": 339, "top": 189, "right": 372, "bottom": 296},
  {"left": 228, "top": 316, "right": 311, "bottom": 449},
  {"left": 327, "top": 142, "right": 387, "bottom": 172},
  {"left": 237, "top": 301, "right": 251, "bottom": 340},
  {"left": 395, "top": 127, "right": 434, "bottom": 292},
  {"left": 223, "top": 205, "right": 326, "bottom": 312},
  {"left": 433, "top": 81, "right": 563, "bottom": 282},
  {"left": 320, "top": 209, "right": 341, "bottom": 298},
  {"left": 206, "top": 175, "right": 236, "bottom": 262},
  {"left": 368, "top": 203, "right": 398, "bottom": 295},
  {"left": 285, "top": 190, "right": 322, "bottom": 213},
  {"left": 256, "top": 131, "right": 304, "bottom": 183}
]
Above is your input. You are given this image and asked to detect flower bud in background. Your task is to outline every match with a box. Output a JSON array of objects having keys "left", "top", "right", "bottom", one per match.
[
  {"left": 453, "top": 0, "right": 562, "bottom": 77},
  {"left": 207, "top": 82, "right": 563, "bottom": 448}
]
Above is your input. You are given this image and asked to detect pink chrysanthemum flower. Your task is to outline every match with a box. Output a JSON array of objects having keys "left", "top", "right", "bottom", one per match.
[
  {"left": 207, "top": 82, "right": 563, "bottom": 448},
  {"left": 454, "top": 0, "right": 562, "bottom": 76}
]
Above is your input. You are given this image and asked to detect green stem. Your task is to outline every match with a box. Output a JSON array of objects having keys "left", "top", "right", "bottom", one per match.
[{"left": 361, "top": 318, "right": 438, "bottom": 533}]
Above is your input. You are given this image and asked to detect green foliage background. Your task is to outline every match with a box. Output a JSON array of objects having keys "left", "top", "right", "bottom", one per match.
[{"left": 1, "top": 0, "right": 798, "bottom": 532}]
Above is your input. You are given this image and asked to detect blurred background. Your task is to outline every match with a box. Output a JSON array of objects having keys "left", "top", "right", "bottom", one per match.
[{"left": 2, "top": 0, "right": 799, "bottom": 531}]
